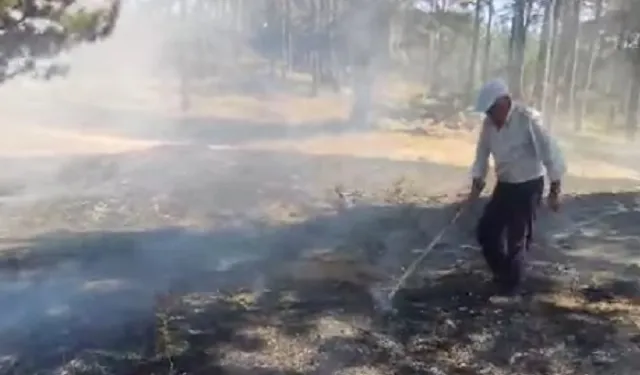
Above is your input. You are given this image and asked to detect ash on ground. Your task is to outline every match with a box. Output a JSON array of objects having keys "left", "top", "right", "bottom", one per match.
[{"left": 0, "top": 146, "right": 640, "bottom": 375}]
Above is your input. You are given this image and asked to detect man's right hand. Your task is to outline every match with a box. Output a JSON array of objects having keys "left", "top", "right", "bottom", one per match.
[
  {"left": 456, "top": 179, "right": 484, "bottom": 213},
  {"left": 547, "top": 180, "right": 561, "bottom": 212},
  {"left": 457, "top": 178, "right": 484, "bottom": 213},
  {"left": 470, "top": 178, "right": 485, "bottom": 200}
]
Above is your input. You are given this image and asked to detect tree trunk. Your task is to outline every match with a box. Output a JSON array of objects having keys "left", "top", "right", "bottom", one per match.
[
  {"left": 508, "top": 0, "right": 526, "bottom": 99},
  {"left": 543, "top": 0, "right": 561, "bottom": 129},
  {"left": 281, "top": 0, "right": 292, "bottom": 78},
  {"left": 606, "top": 12, "right": 628, "bottom": 128},
  {"left": 425, "top": 31, "right": 436, "bottom": 86},
  {"left": 465, "top": 0, "right": 482, "bottom": 104},
  {"left": 625, "top": 71, "right": 640, "bottom": 140},
  {"left": 266, "top": 0, "right": 277, "bottom": 77},
  {"left": 310, "top": 0, "right": 320, "bottom": 96},
  {"left": 326, "top": 0, "right": 340, "bottom": 92},
  {"left": 508, "top": 9, "right": 516, "bottom": 69},
  {"left": 554, "top": 0, "right": 573, "bottom": 106},
  {"left": 532, "top": 0, "right": 552, "bottom": 107},
  {"left": 429, "top": 0, "right": 447, "bottom": 94},
  {"left": 427, "top": 30, "right": 440, "bottom": 92},
  {"left": 178, "top": 0, "right": 189, "bottom": 112},
  {"left": 569, "top": 0, "right": 581, "bottom": 131},
  {"left": 232, "top": 0, "right": 243, "bottom": 63},
  {"left": 578, "top": 0, "right": 602, "bottom": 129},
  {"left": 481, "top": 0, "right": 493, "bottom": 83}
]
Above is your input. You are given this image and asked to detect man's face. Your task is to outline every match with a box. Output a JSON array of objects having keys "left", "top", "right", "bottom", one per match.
[{"left": 486, "top": 96, "right": 511, "bottom": 127}]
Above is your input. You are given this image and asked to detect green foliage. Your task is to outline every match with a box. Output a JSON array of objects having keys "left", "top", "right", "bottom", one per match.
[
  {"left": 0, "top": 0, "right": 121, "bottom": 83},
  {"left": 0, "top": 0, "right": 19, "bottom": 8},
  {"left": 60, "top": 8, "right": 102, "bottom": 36}
]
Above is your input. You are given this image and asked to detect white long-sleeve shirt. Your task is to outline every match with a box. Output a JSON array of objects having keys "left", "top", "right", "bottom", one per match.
[{"left": 471, "top": 103, "right": 566, "bottom": 183}]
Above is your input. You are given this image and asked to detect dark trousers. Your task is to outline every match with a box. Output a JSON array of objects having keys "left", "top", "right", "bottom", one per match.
[{"left": 476, "top": 177, "right": 544, "bottom": 289}]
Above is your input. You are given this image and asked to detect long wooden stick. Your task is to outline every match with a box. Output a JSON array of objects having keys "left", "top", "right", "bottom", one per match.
[{"left": 387, "top": 204, "right": 466, "bottom": 301}]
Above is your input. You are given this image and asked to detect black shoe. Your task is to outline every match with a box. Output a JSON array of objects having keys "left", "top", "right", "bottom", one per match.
[
  {"left": 490, "top": 275, "right": 521, "bottom": 296},
  {"left": 491, "top": 275, "right": 505, "bottom": 287},
  {"left": 497, "top": 282, "right": 522, "bottom": 297}
]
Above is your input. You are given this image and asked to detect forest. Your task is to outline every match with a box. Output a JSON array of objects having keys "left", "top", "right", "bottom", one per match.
[{"left": 3, "top": 0, "right": 640, "bottom": 138}]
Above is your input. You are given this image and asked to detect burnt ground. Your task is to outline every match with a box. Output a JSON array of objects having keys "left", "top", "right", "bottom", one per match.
[{"left": 0, "top": 137, "right": 640, "bottom": 374}]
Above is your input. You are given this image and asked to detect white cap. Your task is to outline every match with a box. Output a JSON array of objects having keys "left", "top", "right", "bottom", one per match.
[{"left": 475, "top": 79, "right": 510, "bottom": 113}]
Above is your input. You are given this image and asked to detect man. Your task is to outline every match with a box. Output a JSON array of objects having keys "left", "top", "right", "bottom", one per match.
[{"left": 469, "top": 79, "right": 566, "bottom": 295}]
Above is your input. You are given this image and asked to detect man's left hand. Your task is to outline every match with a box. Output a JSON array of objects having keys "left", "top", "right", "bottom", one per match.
[
  {"left": 547, "top": 191, "right": 561, "bottom": 212},
  {"left": 548, "top": 181, "right": 561, "bottom": 212},
  {"left": 456, "top": 178, "right": 484, "bottom": 213}
]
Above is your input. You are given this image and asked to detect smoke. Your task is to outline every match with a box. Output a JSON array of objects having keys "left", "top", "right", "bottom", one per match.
[
  {"left": 0, "top": 0, "right": 419, "bottom": 360},
  {"left": 0, "top": 0, "right": 271, "bottom": 362},
  {"left": 2, "top": 0, "right": 640, "bottom": 373}
]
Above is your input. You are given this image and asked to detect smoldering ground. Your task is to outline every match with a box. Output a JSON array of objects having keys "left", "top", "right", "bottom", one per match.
[
  {"left": 2, "top": 1, "right": 640, "bottom": 375},
  {"left": 3, "top": 150, "right": 640, "bottom": 375}
]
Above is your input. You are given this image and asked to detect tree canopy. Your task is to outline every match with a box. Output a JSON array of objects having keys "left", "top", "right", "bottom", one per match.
[{"left": 0, "top": 0, "right": 120, "bottom": 81}]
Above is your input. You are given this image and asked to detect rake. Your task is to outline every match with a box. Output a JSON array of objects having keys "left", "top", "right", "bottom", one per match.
[{"left": 386, "top": 196, "right": 470, "bottom": 302}]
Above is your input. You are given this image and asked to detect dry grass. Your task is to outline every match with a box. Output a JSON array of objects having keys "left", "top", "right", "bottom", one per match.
[
  {"left": 187, "top": 93, "right": 350, "bottom": 124},
  {"left": 0, "top": 124, "right": 165, "bottom": 157},
  {"left": 4, "top": 68, "right": 638, "bottom": 185},
  {"left": 245, "top": 128, "right": 640, "bottom": 181}
]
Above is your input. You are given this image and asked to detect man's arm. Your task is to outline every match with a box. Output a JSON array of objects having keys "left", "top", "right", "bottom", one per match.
[
  {"left": 529, "top": 113, "right": 566, "bottom": 192},
  {"left": 470, "top": 121, "right": 490, "bottom": 195},
  {"left": 471, "top": 121, "right": 491, "bottom": 181}
]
